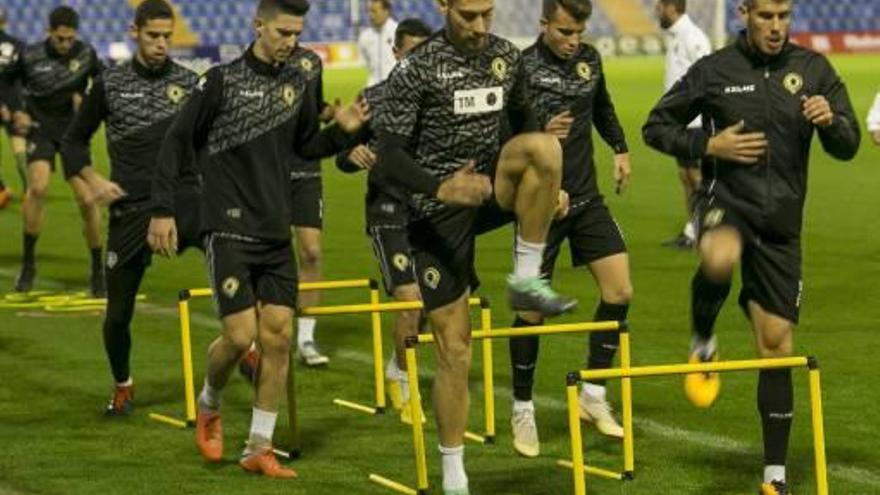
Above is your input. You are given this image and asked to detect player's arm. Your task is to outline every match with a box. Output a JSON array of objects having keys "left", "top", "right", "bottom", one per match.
[
  {"left": 868, "top": 92, "right": 880, "bottom": 145},
  {"left": 335, "top": 124, "right": 376, "bottom": 173},
  {"left": 5, "top": 52, "right": 29, "bottom": 134},
  {"left": 807, "top": 56, "right": 860, "bottom": 160},
  {"left": 293, "top": 83, "right": 364, "bottom": 159},
  {"left": 642, "top": 63, "right": 710, "bottom": 160},
  {"left": 507, "top": 56, "right": 540, "bottom": 134},
  {"left": 592, "top": 58, "right": 630, "bottom": 192}
]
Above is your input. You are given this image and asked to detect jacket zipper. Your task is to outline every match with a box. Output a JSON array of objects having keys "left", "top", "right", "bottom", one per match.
[{"left": 761, "top": 66, "right": 772, "bottom": 215}]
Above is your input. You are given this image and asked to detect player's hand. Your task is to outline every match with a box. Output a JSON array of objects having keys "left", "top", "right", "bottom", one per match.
[
  {"left": 319, "top": 101, "right": 338, "bottom": 124},
  {"left": 89, "top": 174, "right": 127, "bottom": 206},
  {"left": 0, "top": 105, "right": 9, "bottom": 123},
  {"left": 12, "top": 111, "right": 32, "bottom": 136},
  {"left": 706, "top": 120, "right": 767, "bottom": 165},
  {"left": 348, "top": 145, "right": 377, "bottom": 170},
  {"left": 545, "top": 110, "right": 574, "bottom": 141},
  {"left": 613, "top": 153, "right": 632, "bottom": 195},
  {"left": 554, "top": 189, "right": 570, "bottom": 220},
  {"left": 802, "top": 95, "right": 833, "bottom": 128},
  {"left": 436, "top": 161, "right": 493, "bottom": 207},
  {"left": 334, "top": 98, "right": 370, "bottom": 133},
  {"left": 147, "top": 217, "right": 178, "bottom": 258}
]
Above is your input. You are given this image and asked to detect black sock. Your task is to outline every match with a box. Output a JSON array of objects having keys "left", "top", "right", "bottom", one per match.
[
  {"left": 587, "top": 301, "right": 629, "bottom": 385},
  {"left": 103, "top": 260, "right": 147, "bottom": 383},
  {"left": 758, "top": 369, "right": 794, "bottom": 466},
  {"left": 23, "top": 233, "right": 38, "bottom": 267},
  {"left": 509, "top": 316, "right": 541, "bottom": 402},
  {"left": 90, "top": 248, "right": 103, "bottom": 272},
  {"left": 691, "top": 268, "right": 731, "bottom": 340}
]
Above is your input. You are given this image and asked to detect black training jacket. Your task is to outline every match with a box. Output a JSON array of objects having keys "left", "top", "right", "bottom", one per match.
[
  {"left": 643, "top": 32, "right": 860, "bottom": 239},
  {"left": 0, "top": 30, "right": 24, "bottom": 112}
]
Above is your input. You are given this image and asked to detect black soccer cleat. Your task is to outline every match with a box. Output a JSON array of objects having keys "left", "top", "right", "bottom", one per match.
[
  {"left": 13, "top": 265, "right": 36, "bottom": 293},
  {"left": 662, "top": 233, "right": 695, "bottom": 250},
  {"left": 90, "top": 268, "right": 107, "bottom": 298}
]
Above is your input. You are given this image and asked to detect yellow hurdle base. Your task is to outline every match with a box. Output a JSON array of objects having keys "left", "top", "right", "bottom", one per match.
[
  {"left": 368, "top": 474, "right": 421, "bottom": 495},
  {"left": 556, "top": 460, "right": 628, "bottom": 481},
  {"left": 148, "top": 413, "right": 189, "bottom": 429},
  {"left": 333, "top": 399, "right": 381, "bottom": 415}
]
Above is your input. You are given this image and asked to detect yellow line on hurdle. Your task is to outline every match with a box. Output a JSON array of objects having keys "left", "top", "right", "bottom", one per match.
[
  {"left": 333, "top": 399, "right": 379, "bottom": 415},
  {"left": 148, "top": 413, "right": 187, "bottom": 429},
  {"left": 556, "top": 460, "right": 624, "bottom": 481},
  {"left": 480, "top": 306, "right": 495, "bottom": 441},
  {"left": 417, "top": 320, "right": 622, "bottom": 344},
  {"left": 300, "top": 298, "right": 482, "bottom": 317},
  {"left": 370, "top": 288, "right": 386, "bottom": 411},
  {"left": 368, "top": 474, "right": 418, "bottom": 495},
  {"left": 183, "top": 280, "right": 374, "bottom": 301},
  {"left": 43, "top": 305, "right": 106, "bottom": 313},
  {"left": 578, "top": 357, "right": 809, "bottom": 381},
  {"left": 464, "top": 431, "right": 486, "bottom": 444},
  {"left": 405, "top": 346, "right": 429, "bottom": 491},
  {"left": 809, "top": 368, "right": 828, "bottom": 495}
]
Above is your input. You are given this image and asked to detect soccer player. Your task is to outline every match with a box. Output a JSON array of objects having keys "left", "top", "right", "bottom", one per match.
[
  {"left": 358, "top": 0, "right": 399, "bottom": 85},
  {"left": 869, "top": 86, "right": 880, "bottom": 145},
  {"left": 336, "top": 17, "right": 433, "bottom": 424},
  {"left": 60, "top": 0, "right": 201, "bottom": 417},
  {"left": 508, "top": 0, "right": 633, "bottom": 458},
  {"left": 373, "top": 1, "right": 577, "bottom": 492},
  {"left": 6, "top": 6, "right": 105, "bottom": 295},
  {"left": 0, "top": 8, "right": 24, "bottom": 207},
  {"left": 643, "top": 0, "right": 860, "bottom": 493},
  {"left": 148, "top": 0, "right": 366, "bottom": 478},
  {"left": 655, "top": 0, "right": 711, "bottom": 250}
]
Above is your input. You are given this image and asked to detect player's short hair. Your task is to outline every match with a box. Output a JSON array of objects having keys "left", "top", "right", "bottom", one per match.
[
  {"left": 395, "top": 18, "right": 432, "bottom": 48},
  {"left": 257, "top": 0, "right": 311, "bottom": 19},
  {"left": 370, "top": 0, "right": 392, "bottom": 11},
  {"left": 134, "top": 0, "right": 175, "bottom": 28},
  {"left": 659, "top": 0, "right": 687, "bottom": 13},
  {"left": 49, "top": 6, "right": 80, "bottom": 31},
  {"left": 742, "top": 0, "right": 793, "bottom": 9},
  {"left": 542, "top": 0, "right": 593, "bottom": 23}
]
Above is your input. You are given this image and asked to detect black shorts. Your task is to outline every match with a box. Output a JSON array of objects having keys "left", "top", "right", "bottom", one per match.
[
  {"left": 26, "top": 126, "right": 60, "bottom": 170},
  {"left": 289, "top": 176, "right": 323, "bottom": 229},
  {"left": 696, "top": 197, "right": 802, "bottom": 323},
  {"left": 542, "top": 199, "right": 627, "bottom": 280},
  {"left": 409, "top": 200, "right": 515, "bottom": 312},
  {"left": 106, "top": 190, "right": 203, "bottom": 272},
  {"left": 204, "top": 233, "right": 298, "bottom": 318},
  {"left": 369, "top": 225, "right": 416, "bottom": 295}
]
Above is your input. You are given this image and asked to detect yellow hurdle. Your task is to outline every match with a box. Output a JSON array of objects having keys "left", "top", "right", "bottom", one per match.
[
  {"left": 369, "top": 319, "right": 628, "bottom": 495},
  {"left": 565, "top": 356, "right": 828, "bottom": 495}
]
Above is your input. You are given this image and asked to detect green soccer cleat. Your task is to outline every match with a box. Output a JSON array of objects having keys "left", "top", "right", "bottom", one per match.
[{"left": 507, "top": 275, "right": 577, "bottom": 317}]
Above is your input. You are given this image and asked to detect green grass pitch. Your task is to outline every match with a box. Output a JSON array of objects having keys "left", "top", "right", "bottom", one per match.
[{"left": 0, "top": 54, "right": 878, "bottom": 494}]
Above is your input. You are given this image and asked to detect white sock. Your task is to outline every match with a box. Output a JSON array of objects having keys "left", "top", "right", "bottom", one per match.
[
  {"left": 582, "top": 382, "right": 606, "bottom": 401},
  {"left": 439, "top": 444, "right": 468, "bottom": 491},
  {"left": 248, "top": 341, "right": 257, "bottom": 352},
  {"left": 386, "top": 357, "right": 403, "bottom": 380},
  {"left": 764, "top": 465, "right": 785, "bottom": 484},
  {"left": 683, "top": 220, "right": 696, "bottom": 241},
  {"left": 513, "top": 400, "right": 535, "bottom": 413},
  {"left": 297, "top": 318, "right": 316, "bottom": 347},
  {"left": 246, "top": 407, "right": 278, "bottom": 454},
  {"left": 399, "top": 374, "right": 411, "bottom": 402},
  {"left": 514, "top": 235, "right": 545, "bottom": 280},
  {"left": 198, "top": 379, "right": 221, "bottom": 412},
  {"left": 117, "top": 377, "right": 133, "bottom": 388}
]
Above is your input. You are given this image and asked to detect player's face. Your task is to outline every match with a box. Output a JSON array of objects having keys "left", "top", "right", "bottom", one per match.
[
  {"left": 48, "top": 26, "right": 77, "bottom": 56},
  {"left": 254, "top": 13, "right": 304, "bottom": 64},
  {"left": 654, "top": 1, "right": 677, "bottom": 30},
  {"left": 742, "top": 0, "right": 792, "bottom": 56},
  {"left": 132, "top": 18, "right": 174, "bottom": 67},
  {"left": 540, "top": 6, "right": 586, "bottom": 60},
  {"left": 445, "top": 0, "right": 494, "bottom": 55},
  {"left": 393, "top": 34, "right": 427, "bottom": 61},
  {"left": 368, "top": 1, "right": 390, "bottom": 28}
]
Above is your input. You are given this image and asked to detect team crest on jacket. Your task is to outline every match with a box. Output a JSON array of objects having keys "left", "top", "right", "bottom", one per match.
[
  {"left": 69, "top": 59, "right": 81, "bottom": 72},
  {"left": 491, "top": 57, "right": 508, "bottom": 81},
  {"left": 783, "top": 72, "right": 803, "bottom": 95},
  {"left": 703, "top": 208, "right": 725, "bottom": 229},
  {"left": 167, "top": 83, "right": 186, "bottom": 104},
  {"left": 282, "top": 84, "right": 296, "bottom": 107},
  {"left": 300, "top": 58, "right": 313, "bottom": 72},
  {"left": 576, "top": 61, "right": 592, "bottom": 81}
]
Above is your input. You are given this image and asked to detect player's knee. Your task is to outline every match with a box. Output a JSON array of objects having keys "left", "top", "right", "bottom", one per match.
[
  {"left": 298, "top": 243, "right": 322, "bottom": 269},
  {"left": 603, "top": 284, "right": 633, "bottom": 305},
  {"left": 27, "top": 181, "right": 49, "bottom": 201},
  {"left": 224, "top": 331, "right": 257, "bottom": 356},
  {"left": 396, "top": 309, "right": 421, "bottom": 334},
  {"left": 524, "top": 133, "right": 563, "bottom": 177},
  {"left": 757, "top": 326, "right": 793, "bottom": 358},
  {"left": 435, "top": 334, "right": 472, "bottom": 372},
  {"left": 700, "top": 248, "right": 738, "bottom": 280}
]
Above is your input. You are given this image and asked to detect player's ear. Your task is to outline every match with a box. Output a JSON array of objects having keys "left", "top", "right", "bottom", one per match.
[
  {"left": 540, "top": 17, "right": 549, "bottom": 35},
  {"left": 737, "top": 2, "right": 749, "bottom": 23},
  {"left": 436, "top": 0, "right": 449, "bottom": 16},
  {"left": 128, "top": 23, "right": 138, "bottom": 42},
  {"left": 253, "top": 17, "right": 264, "bottom": 39}
]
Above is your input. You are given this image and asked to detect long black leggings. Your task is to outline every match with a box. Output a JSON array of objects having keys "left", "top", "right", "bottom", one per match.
[{"left": 103, "top": 258, "right": 148, "bottom": 383}]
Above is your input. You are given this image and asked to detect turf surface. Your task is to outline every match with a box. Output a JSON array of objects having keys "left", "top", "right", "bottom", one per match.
[{"left": 0, "top": 55, "right": 878, "bottom": 495}]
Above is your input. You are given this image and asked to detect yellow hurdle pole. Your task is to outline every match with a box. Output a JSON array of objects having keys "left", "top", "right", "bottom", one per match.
[
  {"left": 479, "top": 301, "right": 495, "bottom": 442},
  {"left": 556, "top": 460, "right": 625, "bottom": 481},
  {"left": 417, "top": 320, "right": 622, "bottom": 344},
  {"left": 187, "top": 288, "right": 213, "bottom": 298},
  {"left": 618, "top": 325, "right": 635, "bottom": 477},
  {"left": 371, "top": 287, "right": 386, "bottom": 411},
  {"left": 808, "top": 359, "right": 829, "bottom": 495},
  {"left": 368, "top": 474, "right": 419, "bottom": 495},
  {"left": 184, "top": 279, "right": 374, "bottom": 300},
  {"left": 148, "top": 413, "right": 188, "bottom": 429},
  {"left": 404, "top": 340, "right": 429, "bottom": 492},
  {"left": 567, "top": 376, "right": 587, "bottom": 495},
  {"left": 579, "top": 357, "right": 809, "bottom": 382},
  {"left": 300, "top": 297, "right": 483, "bottom": 317},
  {"left": 178, "top": 292, "right": 197, "bottom": 426}
]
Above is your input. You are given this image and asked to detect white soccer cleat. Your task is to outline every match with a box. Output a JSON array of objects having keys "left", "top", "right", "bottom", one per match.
[
  {"left": 579, "top": 393, "right": 624, "bottom": 439},
  {"left": 510, "top": 406, "right": 540, "bottom": 458},
  {"left": 298, "top": 341, "right": 329, "bottom": 367}
]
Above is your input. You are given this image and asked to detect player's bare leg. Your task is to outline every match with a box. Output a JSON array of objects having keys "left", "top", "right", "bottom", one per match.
[
  {"left": 494, "top": 133, "right": 576, "bottom": 316},
  {"left": 294, "top": 226, "right": 327, "bottom": 366},
  {"left": 430, "top": 291, "right": 473, "bottom": 493},
  {"left": 748, "top": 301, "right": 795, "bottom": 494},
  {"left": 14, "top": 161, "right": 52, "bottom": 292},
  {"left": 70, "top": 175, "right": 105, "bottom": 296},
  {"left": 665, "top": 160, "right": 702, "bottom": 249},
  {"left": 685, "top": 226, "right": 742, "bottom": 407},
  {"left": 386, "top": 283, "right": 424, "bottom": 423}
]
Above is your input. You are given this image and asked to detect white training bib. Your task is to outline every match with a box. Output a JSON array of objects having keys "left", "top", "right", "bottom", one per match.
[{"left": 453, "top": 86, "right": 504, "bottom": 115}]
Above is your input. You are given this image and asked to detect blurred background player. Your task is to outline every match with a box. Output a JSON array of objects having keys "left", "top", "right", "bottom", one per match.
[
  {"left": 358, "top": 0, "right": 398, "bottom": 85},
  {"left": 655, "top": 0, "right": 711, "bottom": 250},
  {"left": 374, "top": 0, "right": 577, "bottom": 491},
  {"left": 6, "top": 6, "right": 105, "bottom": 295},
  {"left": 644, "top": 0, "right": 860, "bottom": 492},
  {"left": 336, "top": 17, "right": 432, "bottom": 425},
  {"left": 509, "top": 0, "right": 633, "bottom": 458},
  {"left": 869, "top": 84, "right": 880, "bottom": 144},
  {"left": 0, "top": 8, "right": 24, "bottom": 208},
  {"left": 60, "top": 0, "right": 201, "bottom": 417},
  {"left": 148, "top": 0, "right": 366, "bottom": 478}
]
